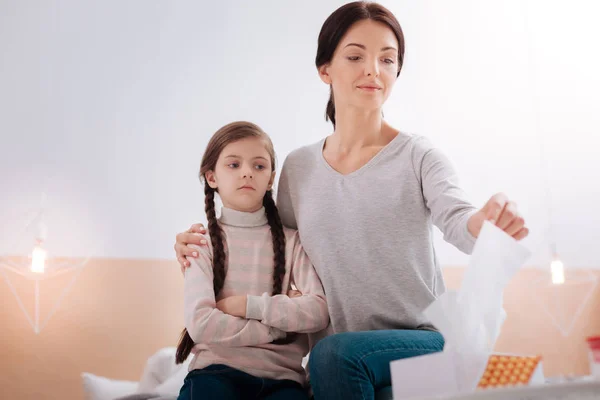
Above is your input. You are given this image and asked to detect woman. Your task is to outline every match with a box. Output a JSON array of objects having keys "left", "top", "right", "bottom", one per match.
[{"left": 174, "top": 2, "right": 528, "bottom": 399}]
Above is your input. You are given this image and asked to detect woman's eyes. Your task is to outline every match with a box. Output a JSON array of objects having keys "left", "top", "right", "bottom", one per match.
[{"left": 346, "top": 56, "right": 395, "bottom": 64}]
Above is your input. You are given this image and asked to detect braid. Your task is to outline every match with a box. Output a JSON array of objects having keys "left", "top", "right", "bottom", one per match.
[
  {"left": 175, "top": 329, "right": 193, "bottom": 364},
  {"left": 175, "top": 185, "right": 227, "bottom": 364},
  {"left": 263, "top": 190, "right": 286, "bottom": 295},
  {"left": 204, "top": 186, "right": 227, "bottom": 295}
]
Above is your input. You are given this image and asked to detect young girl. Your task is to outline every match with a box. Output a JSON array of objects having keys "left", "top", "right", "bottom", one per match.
[{"left": 175, "top": 121, "right": 329, "bottom": 400}]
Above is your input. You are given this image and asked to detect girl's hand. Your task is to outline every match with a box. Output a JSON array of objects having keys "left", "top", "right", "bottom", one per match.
[
  {"left": 216, "top": 296, "right": 248, "bottom": 318},
  {"left": 287, "top": 282, "right": 302, "bottom": 298},
  {"left": 467, "top": 193, "right": 529, "bottom": 240},
  {"left": 175, "top": 223, "right": 208, "bottom": 273}
]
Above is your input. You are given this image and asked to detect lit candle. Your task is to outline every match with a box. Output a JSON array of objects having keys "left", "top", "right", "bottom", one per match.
[
  {"left": 550, "top": 258, "right": 564, "bottom": 285},
  {"left": 31, "top": 245, "right": 46, "bottom": 273}
]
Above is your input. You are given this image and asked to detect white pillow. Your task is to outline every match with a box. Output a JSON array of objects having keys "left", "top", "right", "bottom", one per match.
[
  {"left": 137, "top": 348, "right": 179, "bottom": 393},
  {"left": 81, "top": 372, "right": 138, "bottom": 400},
  {"left": 137, "top": 347, "right": 191, "bottom": 396},
  {"left": 153, "top": 358, "right": 191, "bottom": 396}
]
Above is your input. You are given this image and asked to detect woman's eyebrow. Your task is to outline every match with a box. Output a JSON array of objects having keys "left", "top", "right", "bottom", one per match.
[{"left": 344, "top": 43, "right": 397, "bottom": 52}]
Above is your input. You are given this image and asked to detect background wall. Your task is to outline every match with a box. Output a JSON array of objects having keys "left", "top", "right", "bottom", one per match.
[{"left": 1, "top": 0, "right": 599, "bottom": 268}]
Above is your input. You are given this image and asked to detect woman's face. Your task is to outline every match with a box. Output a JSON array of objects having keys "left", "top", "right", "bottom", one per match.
[{"left": 320, "top": 19, "right": 400, "bottom": 114}]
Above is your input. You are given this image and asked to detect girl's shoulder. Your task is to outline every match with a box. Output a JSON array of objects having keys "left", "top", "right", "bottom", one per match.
[
  {"left": 282, "top": 226, "right": 299, "bottom": 241},
  {"left": 282, "top": 227, "right": 304, "bottom": 255},
  {"left": 281, "top": 226, "right": 300, "bottom": 247}
]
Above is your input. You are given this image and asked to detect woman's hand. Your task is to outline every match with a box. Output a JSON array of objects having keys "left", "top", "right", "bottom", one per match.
[
  {"left": 216, "top": 296, "right": 248, "bottom": 318},
  {"left": 175, "top": 223, "right": 208, "bottom": 272},
  {"left": 467, "top": 193, "right": 529, "bottom": 240}
]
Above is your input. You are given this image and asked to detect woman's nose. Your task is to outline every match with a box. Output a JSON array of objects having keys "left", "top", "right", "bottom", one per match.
[{"left": 365, "top": 57, "right": 379, "bottom": 77}]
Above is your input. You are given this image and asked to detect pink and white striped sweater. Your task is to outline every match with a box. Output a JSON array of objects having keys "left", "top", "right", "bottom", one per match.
[{"left": 184, "top": 206, "right": 329, "bottom": 386}]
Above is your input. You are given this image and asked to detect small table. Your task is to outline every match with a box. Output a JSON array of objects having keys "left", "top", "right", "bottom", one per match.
[{"left": 429, "top": 379, "right": 600, "bottom": 400}]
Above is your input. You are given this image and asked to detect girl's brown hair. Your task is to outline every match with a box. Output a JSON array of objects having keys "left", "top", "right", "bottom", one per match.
[
  {"left": 316, "top": 1, "right": 405, "bottom": 127},
  {"left": 175, "top": 121, "right": 286, "bottom": 364}
]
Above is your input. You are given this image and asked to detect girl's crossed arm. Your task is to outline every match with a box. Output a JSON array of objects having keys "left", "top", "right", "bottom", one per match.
[
  {"left": 245, "top": 233, "right": 329, "bottom": 334},
  {"left": 184, "top": 245, "right": 286, "bottom": 347}
]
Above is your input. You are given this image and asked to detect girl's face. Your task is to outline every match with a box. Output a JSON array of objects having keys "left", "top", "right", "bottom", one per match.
[
  {"left": 319, "top": 19, "right": 400, "bottom": 114},
  {"left": 205, "top": 137, "right": 275, "bottom": 213}
]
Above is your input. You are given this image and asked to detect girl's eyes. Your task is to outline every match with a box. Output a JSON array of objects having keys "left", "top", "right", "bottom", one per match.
[{"left": 227, "top": 163, "right": 267, "bottom": 170}]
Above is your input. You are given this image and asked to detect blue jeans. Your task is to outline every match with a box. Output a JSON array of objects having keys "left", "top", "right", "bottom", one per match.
[
  {"left": 308, "top": 330, "right": 444, "bottom": 400},
  {"left": 177, "top": 364, "right": 309, "bottom": 400}
]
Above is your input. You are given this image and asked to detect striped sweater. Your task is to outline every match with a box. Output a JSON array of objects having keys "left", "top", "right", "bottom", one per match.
[{"left": 184, "top": 206, "right": 329, "bottom": 385}]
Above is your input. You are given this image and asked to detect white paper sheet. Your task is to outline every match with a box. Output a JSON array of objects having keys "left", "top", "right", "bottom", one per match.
[{"left": 391, "top": 221, "right": 532, "bottom": 398}]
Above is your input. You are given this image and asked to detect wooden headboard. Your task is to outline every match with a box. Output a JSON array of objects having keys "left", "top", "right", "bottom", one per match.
[{"left": 1, "top": 259, "right": 598, "bottom": 399}]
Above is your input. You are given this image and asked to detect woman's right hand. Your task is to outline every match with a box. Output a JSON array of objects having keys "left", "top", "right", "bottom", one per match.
[{"left": 175, "top": 223, "right": 209, "bottom": 272}]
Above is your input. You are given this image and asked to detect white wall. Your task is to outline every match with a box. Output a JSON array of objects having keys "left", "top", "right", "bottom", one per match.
[{"left": 1, "top": 0, "right": 599, "bottom": 269}]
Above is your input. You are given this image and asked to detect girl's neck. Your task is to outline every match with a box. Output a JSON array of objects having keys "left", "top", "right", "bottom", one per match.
[
  {"left": 219, "top": 205, "right": 267, "bottom": 228},
  {"left": 221, "top": 201, "right": 264, "bottom": 214}
]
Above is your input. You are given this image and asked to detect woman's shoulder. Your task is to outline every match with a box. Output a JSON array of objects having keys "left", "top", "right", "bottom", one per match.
[
  {"left": 389, "top": 130, "right": 439, "bottom": 160},
  {"left": 283, "top": 139, "right": 324, "bottom": 167},
  {"left": 390, "top": 129, "right": 431, "bottom": 149}
]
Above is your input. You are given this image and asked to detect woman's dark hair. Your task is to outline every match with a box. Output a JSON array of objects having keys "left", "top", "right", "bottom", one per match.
[
  {"left": 175, "top": 121, "right": 286, "bottom": 364},
  {"left": 316, "top": 1, "right": 405, "bottom": 127}
]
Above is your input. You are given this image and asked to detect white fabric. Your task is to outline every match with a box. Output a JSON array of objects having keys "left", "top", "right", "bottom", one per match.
[
  {"left": 82, "top": 347, "right": 191, "bottom": 400},
  {"left": 137, "top": 347, "right": 191, "bottom": 396},
  {"left": 81, "top": 372, "right": 138, "bottom": 400}
]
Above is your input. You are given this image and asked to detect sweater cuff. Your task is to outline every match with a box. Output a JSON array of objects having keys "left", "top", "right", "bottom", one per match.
[
  {"left": 246, "top": 293, "right": 267, "bottom": 320},
  {"left": 461, "top": 211, "right": 478, "bottom": 254}
]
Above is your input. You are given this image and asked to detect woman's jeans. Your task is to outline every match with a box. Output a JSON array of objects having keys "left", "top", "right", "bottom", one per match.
[{"left": 308, "top": 329, "right": 444, "bottom": 400}]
